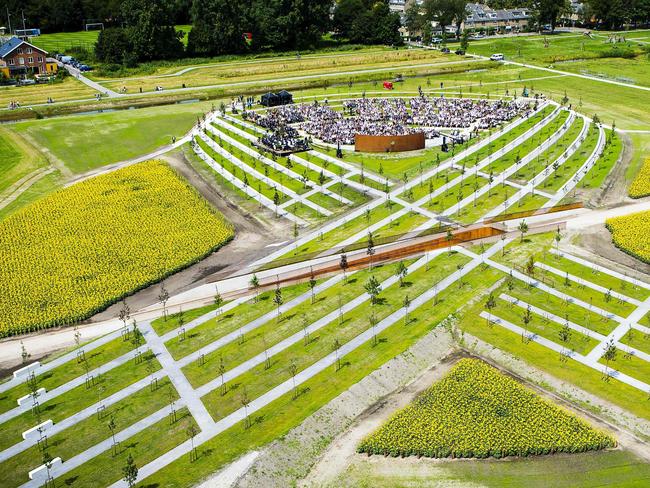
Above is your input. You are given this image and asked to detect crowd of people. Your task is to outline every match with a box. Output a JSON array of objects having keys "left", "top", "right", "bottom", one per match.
[
  {"left": 244, "top": 96, "right": 530, "bottom": 146},
  {"left": 7, "top": 101, "right": 21, "bottom": 110},
  {"left": 259, "top": 126, "right": 310, "bottom": 153}
]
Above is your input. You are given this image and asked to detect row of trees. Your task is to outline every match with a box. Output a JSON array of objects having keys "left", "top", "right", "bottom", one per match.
[
  {"left": 583, "top": 0, "right": 650, "bottom": 29},
  {"left": 4, "top": 0, "right": 191, "bottom": 33}
]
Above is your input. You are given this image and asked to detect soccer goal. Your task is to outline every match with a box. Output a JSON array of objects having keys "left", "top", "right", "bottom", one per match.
[{"left": 84, "top": 23, "right": 104, "bottom": 31}]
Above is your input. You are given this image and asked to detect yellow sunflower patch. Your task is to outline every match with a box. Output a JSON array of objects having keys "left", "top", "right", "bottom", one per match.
[
  {"left": 606, "top": 210, "right": 650, "bottom": 264},
  {"left": 358, "top": 358, "right": 614, "bottom": 458},
  {"left": 0, "top": 160, "right": 234, "bottom": 336}
]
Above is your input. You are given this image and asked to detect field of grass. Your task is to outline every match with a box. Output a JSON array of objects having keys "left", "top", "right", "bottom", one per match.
[
  {"left": 0, "top": 377, "right": 179, "bottom": 488},
  {"left": 0, "top": 76, "right": 96, "bottom": 107},
  {"left": 138, "top": 267, "right": 504, "bottom": 487},
  {"left": 31, "top": 30, "right": 100, "bottom": 53},
  {"left": 11, "top": 100, "right": 212, "bottom": 174},
  {"left": 94, "top": 49, "right": 458, "bottom": 93},
  {"left": 0, "top": 127, "right": 49, "bottom": 195},
  {"left": 337, "top": 449, "right": 650, "bottom": 488},
  {"left": 0, "top": 160, "right": 233, "bottom": 335}
]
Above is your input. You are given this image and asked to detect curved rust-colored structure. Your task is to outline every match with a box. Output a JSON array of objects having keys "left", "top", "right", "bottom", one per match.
[{"left": 354, "top": 132, "right": 425, "bottom": 153}]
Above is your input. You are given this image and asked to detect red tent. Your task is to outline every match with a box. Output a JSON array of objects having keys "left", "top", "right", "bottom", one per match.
[{"left": 383, "top": 81, "right": 393, "bottom": 90}]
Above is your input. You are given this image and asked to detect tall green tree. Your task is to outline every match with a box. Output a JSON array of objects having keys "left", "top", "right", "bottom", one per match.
[{"left": 121, "top": 0, "right": 183, "bottom": 60}]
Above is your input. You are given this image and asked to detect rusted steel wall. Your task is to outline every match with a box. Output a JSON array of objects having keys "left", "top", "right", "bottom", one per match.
[{"left": 354, "top": 132, "right": 425, "bottom": 153}]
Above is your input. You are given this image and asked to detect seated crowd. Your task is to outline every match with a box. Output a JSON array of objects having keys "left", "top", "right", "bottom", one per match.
[
  {"left": 244, "top": 96, "right": 530, "bottom": 145},
  {"left": 259, "top": 125, "right": 310, "bottom": 153}
]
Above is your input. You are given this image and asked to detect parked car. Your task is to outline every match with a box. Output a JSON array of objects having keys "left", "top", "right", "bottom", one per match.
[
  {"left": 431, "top": 37, "right": 442, "bottom": 44},
  {"left": 455, "top": 49, "right": 466, "bottom": 55},
  {"left": 17, "top": 78, "right": 36, "bottom": 86},
  {"left": 79, "top": 64, "right": 92, "bottom": 72},
  {"left": 441, "top": 47, "right": 451, "bottom": 54},
  {"left": 490, "top": 53, "right": 505, "bottom": 61}
]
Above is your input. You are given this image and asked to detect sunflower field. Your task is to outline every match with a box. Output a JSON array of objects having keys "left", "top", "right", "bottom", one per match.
[
  {"left": 0, "top": 160, "right": 234, "bottom": 336},
  {"left": 606, "top": 210, "right": 650, "bottom": 264},
  {"left": 358, "top": 359, "right": 614, "bottom": 458},
  {"left": 629, "top": 158, "right": 650, "bottom": 198}
]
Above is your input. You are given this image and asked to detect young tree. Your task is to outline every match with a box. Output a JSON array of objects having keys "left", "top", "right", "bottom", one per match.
[
  {"left": 309, "top": 268, "right": 317, "bottom": 304},
  {"left": 273, "top": 285, "right": 283, "bottom": 323},
  {"left": 396, "top": 260, "right": 408, "bottom": 287},
  {"left": 485, "top": 293, "right": 496, "bottom": 326},
  {"left": 213, "top": 285, "right": 224, "bottom": 315},
  {"left": 219, "top": 356, "right": 227, "bottom": 395},
  {"left": 187, "top": 422, "right": 199, "bottom": 462},
  {"left": 118, "top": 300, "right": 131, "bottom": 332},
  {"left": 559, "top": 321, "right": 572, "bottom": 345},
  {"left": 289, "top": 359, "right": 299, "bottom": 399},
  {"left": 339, "top": 254, "right": 349, "bottom": 283},
  {"left": 42, "top": 450, "right": 54, "bottom": 487},
  {"left": 522, "top": 305, "right": 533, "bottom": 342},
  {"left": 122, "top": 453, "right": 138, "bottom": 487},
  {"left": 333, "top": 338, "right": 342, "bottom": 371},
  {"left": 446, "top": 229, "right": 454, "bottom": 255},
  {"left": 369, "top": 311, "right": 379, "bottom": 346},
  {"left": 20, "top": 341, "right": 30, "bottom": 364},
  {"left": 364, "top": 276, "right": 382, "bottom": 305},
  {"left": 108, "top": 415, "right": 118, "bottom": 455},
  {"left": 366, "top": 232, "right": 375, "bottom": 269},
  {"left": 158, "top": 284, "right": 170, "bottom": 321},
  {"left": 240, "top": 387, "right": 251, "bottom": 429},
  {"left": 602, "top": 339, "right": 618, "bottom": 379},
  {"left": 250, "top": 274, "right": 260, "bottom": 302},
  {"left": 403, "top": 294, "right": 411, "bottom": 326},
  {"left": 518, "top": 220, "right": 529, "bottom": 243}
]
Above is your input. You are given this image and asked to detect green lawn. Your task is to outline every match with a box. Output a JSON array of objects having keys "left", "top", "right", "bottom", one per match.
[
  {"left": 338, "top": 449, "right": 650, "bottom": 488},
  {"left": 0, "top": 378, "right": 179, "bottom": 488},
  {"left": 0, "top": 353, "right": 160, "bottom": 452},
  {"left": 0, "top": 336, "right": 135, "bottom": 415},
  {"left": 54, "top": 406, "right": 196, "bottom": 487},
  {"left": 538, "top": 253, "right": 650, "bottom": 302},
  {"left": 138, "top": 266, "right": 503, "bottom": 488},
  {"left": 165, "top": 281, "right": 313, "bottom": 361},
  {"left": 619, "top": 327, "right": 650, "bottom": 356},
  {"left": 13, "top": 101, "right": 213, "bottom": 175},
  {"left": 278, "top": 200, "right": 403, "bottom": 261}
]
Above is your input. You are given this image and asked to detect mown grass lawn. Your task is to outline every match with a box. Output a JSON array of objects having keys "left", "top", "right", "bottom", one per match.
[{"left": 139, "top": 266, "right": 503, "bottom": 488}]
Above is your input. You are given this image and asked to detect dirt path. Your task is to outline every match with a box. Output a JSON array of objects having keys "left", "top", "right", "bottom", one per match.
[
  {"left": 236, "top": 328, "right": 456, "bottom": 488},
  {"left": 301, "top": 354, "right": 458, "bottom": 487}
]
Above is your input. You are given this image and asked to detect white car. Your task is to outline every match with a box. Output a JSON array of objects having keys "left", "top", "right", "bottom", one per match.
[{"left": 490, "top": 53, "right": 505, "bottom": 61}]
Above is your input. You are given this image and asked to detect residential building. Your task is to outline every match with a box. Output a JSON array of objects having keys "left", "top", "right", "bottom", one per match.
[{"left": 0, "top": 36, "right": 49, "bottom": 78}]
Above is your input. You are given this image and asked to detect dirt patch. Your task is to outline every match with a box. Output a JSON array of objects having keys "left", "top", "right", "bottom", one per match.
[
  {"left": 566, "top": 224, "right": 650, "bottom": 278},
  {"left": 90, "top": 149, "right": 291, "bottom": 322},
  {"left": 235, "top": 327, "right": 457, "bottom": 488}
]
